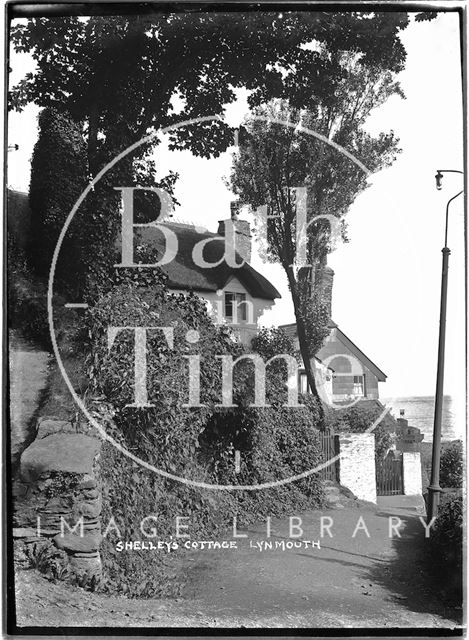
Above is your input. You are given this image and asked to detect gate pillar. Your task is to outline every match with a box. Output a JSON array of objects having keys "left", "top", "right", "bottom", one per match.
[
  {"left": 338, "top": 433, "right": 377, "bottom": 504},
  {"left": 403, "top": 451, "right": 423, "bottom": 495}
]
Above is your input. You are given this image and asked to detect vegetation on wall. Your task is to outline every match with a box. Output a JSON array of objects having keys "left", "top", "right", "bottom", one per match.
[
  {"left": 325, "top": 401, "right": 395, "bottom": 461},
  {"left": 86, "top": 272, "right": 324, "bottom": 596}
]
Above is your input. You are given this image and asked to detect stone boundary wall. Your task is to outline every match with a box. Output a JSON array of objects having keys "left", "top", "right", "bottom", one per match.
[
  {"left": 338, "top": 433, "right": 377, "bottom": 504},
  {"left": 403, "top": 451, "right": 423, "bottom": 496},
  {"left": 13, "top": 418, "right": 102, "bottom": 587}
]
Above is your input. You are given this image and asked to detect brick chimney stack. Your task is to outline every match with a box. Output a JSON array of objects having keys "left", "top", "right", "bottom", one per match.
[
  {"left": 217, "top": 202, "right": 252, "bottom": 263},
  {"left": 320, "top": 263, "right": 334, "bottom": 321}
]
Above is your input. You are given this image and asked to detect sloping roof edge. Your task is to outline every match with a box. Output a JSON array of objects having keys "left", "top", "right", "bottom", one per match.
[
  {"left": 279, "top": 320, "right": 387, "bottom": 381},
  {"left": 334, "top": 327, "right": 387, "bottom": 381},
  {"left": 7, "top": 189, "right": 281, "bottom": 301},
  {"left": 218, "top": 268, "right": 281, "bottom": 301}
]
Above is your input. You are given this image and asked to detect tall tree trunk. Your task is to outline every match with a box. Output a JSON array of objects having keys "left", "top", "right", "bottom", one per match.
[{"left": 285, "top": 265, "right": 325, "bottom": 426}]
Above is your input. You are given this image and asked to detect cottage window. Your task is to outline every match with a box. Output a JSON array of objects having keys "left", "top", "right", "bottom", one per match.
[
  {"left": 353, "top": 375, "right": 364, "bottom": 396},
  {"left": 224, "top": 292, "right": 247, "bottom": 322},
  {"left": 299, "top": 371, "right": 309, "bottom": 394}
]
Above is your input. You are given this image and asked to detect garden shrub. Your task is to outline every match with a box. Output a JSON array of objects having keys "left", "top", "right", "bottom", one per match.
[
  {"left": 201, "top": 327, "right": 325, "bottom": 513},
  {"left": 251, "top": 326, "right": 296, "bottom": 360},
  {"left": 87, "top": 274, "right": 325, "bottom": 596},
  {"left": 427, "top": 494, "right": 463, "bottom": 603},
  {"left": 325, "top": 400, "right": 395, "bottom": 461},
  {"left": 201, "top": 398, "right": 325, "bottom": 508},
  {"left": 87, "top": 274, "right": 241, "bottom": 596},
  {"left": 440, "top": 440, "right": 463, "bottom": 488}
]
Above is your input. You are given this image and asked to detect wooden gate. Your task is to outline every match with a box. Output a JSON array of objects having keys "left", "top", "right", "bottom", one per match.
[
  {"left": 318, "top": 428, "right": 340, "bottom": 482},
  {"left": 376, "top": 450, "right": 404, "bottom": 496}
]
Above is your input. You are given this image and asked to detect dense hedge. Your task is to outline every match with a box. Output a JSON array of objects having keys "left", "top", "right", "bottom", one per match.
[
  {"left": 28, "top": 107, "right": 124, "bottom": 300},
  {"left": 29, "top": 108, "right": 89, "bottom": 291},
  {"left": 87, "top": 275, "right": 324, "bottom": 596},
  {"left": 325, "top": 400, "right": 395, "bottom": 460},
  {"left": 427, "top": 494, "right": 463, "bottom": 604},
  {"left": 440, "top": 440, "right": 463, "bottom": 488}
]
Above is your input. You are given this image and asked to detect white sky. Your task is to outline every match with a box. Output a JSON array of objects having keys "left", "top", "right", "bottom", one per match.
[{"left": 7, "top": 12, "right": 465, "bottom": 425}]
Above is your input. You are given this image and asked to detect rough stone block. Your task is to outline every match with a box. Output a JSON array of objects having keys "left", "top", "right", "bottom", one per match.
[
  {"left": 12, "top": 527, "right": 37, "bottom": 538},
  {"left": 36, "top": 419, "right": 75, "bottom": 440},
  {"left": 73, "top": 551, "right": 100, "bottom": 559},
  {"left": 69, "top": 554, "right": 102, "bottom": 578},
  {"left": 53, "top": 532, "right": 102, "bottom": 553},
  {"left": 20, "top": 434, "right": 100, "bottom": 481},
  {"left": 43, "top": 496, "right": 73, "bottom": 514},
  {"left": 78, "top": 475, "right": 97, "bottom": 490},
  {"left": 77, "top": 497, "right": 102, "bottom": 519},
  {"left": 82, "top": 488, "right": 99, "bottom": 500}
]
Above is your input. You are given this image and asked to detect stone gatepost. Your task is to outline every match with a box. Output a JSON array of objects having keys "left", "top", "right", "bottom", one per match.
[
  {"left": 403, "top": 451, "right": 423, "bottom": 495},
  {"left": 338, "top": 433, "right": 377, "bottom": 504},
  {"left": 13, "top": 418, "right": 102, "bottom": 587}
]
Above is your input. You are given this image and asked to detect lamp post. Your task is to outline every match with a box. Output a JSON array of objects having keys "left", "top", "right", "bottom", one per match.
[{"left": 427, "top": 169, "right": 464, "bottom": 523}]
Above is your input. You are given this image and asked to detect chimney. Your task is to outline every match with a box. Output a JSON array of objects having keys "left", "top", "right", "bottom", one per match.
[
  {"left": 217, "top": 201, "right": 252, "bottom": 263},
  {"left": 397, "top": 409, "right": 408, "bottom": 429},
  {"left": 318, "top": 263, "right": 334, "bottom": 321}
]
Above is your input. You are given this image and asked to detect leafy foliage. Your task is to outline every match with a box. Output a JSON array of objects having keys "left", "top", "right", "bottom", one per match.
[
  {"left": 86, "top": 276, "right": 324, "bottom": 596},
  {"left": 27, "top": 107, "right": 179, "bottom": 299},
  {"left": 325, "top": 401, "right": 395, "bottom": 461},
  {"left": 230, "top": 53, "right": 403, "bottom": 404},
  {"left": 440, "top": 440, "right": 463, "bottom": 488},
  {"left": 10, "top": 12, "right": 409, "bottom": 170},
  {"left": 29, "top": 108, "right": 89, "bottom": 291},
  {"left": 14, "top": 12, "right": 409, "bottom": 307},
  {"left": 251, "top": 326, "right": 296, "bottom": 360},
  {"left": 427, "top": 493, "right": 463, "bottom": 604}
]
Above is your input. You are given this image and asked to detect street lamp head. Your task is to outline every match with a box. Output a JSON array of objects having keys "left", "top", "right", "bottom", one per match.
[{"left": 435, "top": 171, "right": 443, "bottom": 190}]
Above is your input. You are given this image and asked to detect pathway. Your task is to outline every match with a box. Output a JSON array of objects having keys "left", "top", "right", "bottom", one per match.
[
  {"left": 180, "top": 500, "right": 459, "bottom": 628},
  {"left": 14, "top": 500, "right": 461, "bottom": 629},
  {"left": 9, "top": 330, "right": 50, "bottom": 467}
]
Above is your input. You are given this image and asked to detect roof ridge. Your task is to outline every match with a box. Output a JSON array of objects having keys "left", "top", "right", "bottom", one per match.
[{"left": 165, "top": 220, "right": 217, "bottom": 236}]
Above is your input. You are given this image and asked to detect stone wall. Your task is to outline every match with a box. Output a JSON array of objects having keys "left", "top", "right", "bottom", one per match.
[
  {"left": 403, "top": 451, "right": 423, "bottom": 496},
  {"left": 13, "top": 418, "right": 102, "bottom": 587},
  {"left": 338, "top": 433, "right": 377, "bottom": 504}
]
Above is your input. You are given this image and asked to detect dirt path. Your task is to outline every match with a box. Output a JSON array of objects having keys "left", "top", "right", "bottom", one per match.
[
  {"left": 180, "top": 504, "right": 460, "bottom": 628},
  {"left": 13, "top": 502, "right": 461, "bottom": 630},
  {"left": 8, "top": 330, "right": 51, "bottom": 467}
]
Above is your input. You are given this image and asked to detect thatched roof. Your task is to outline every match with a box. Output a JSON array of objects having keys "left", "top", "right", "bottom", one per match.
[
  {"left": 6, "top": 189, "right": 280, "bottom": 301},
  {"left": 136, "top": 223, "right": 281, "bottom": 301}
]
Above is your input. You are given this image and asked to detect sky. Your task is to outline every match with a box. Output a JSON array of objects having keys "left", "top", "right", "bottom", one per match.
[{"left": 7, "top": 11, "right": 465, "bottom": 428}]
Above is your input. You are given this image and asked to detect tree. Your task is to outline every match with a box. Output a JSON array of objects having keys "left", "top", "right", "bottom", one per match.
[
  {"left": 28, "top": 107, "right": 178, "bottom": 298},
  {"left": 11, "top": 11, "right": 412, "bottom": 300},
  {"left": 230, "top": 54, "right": 402, "bottom": 411},
  {"left": 29, "top": 107, "right": 88, "bottom": 289},
  {"left": 440, "top": 440, "right": 463, "bottom": 488},
  {"left": 10, "top": 11, "right": 410, "bottom": 174}
]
